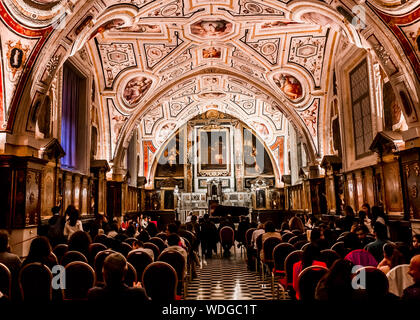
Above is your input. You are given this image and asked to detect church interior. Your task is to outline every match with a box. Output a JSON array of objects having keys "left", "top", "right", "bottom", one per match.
[{"left": 0, "top": 0, "right": 420, "bottom": 303}]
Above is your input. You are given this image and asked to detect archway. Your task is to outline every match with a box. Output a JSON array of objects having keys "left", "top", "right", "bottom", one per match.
[{"left": 147, "top": 110, "right": 283, "bottom": 191}]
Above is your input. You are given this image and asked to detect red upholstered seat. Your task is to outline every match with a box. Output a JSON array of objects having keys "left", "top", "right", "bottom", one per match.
[
  {"left": 88, "top": 243, "right": 107, "bottom": 265},
  {"left": 142, "top": 262, "right": 178, "bottom": 301},
  {"left": 61, "top": 250, "right": 88, "bottom": 266},
  {"left": 124, "top": 262, "right": 137, "bottom": 287},
  {"left": 297, "top": 265, "right": 328, "bottom": 301},
  {"left": 283, "top": 250, "right": 303, "bottom": 289},
  {"left": 127, "top": 249, "right": 153, "bottom": 284},
  {"left": 149, "top": 237, "right": 167, "bottom": 253},
  {"left": 19, "top": 263, "right": 53, "bottom": 302},
  {"left": 219, "top": 226, "right": 235, "bottom": 245},
  {"left": 245, "top": 228, "right": 256, "bottom": 248},
  {"left": 53, "top": 244, "right": 69, "bottom": 265},
  {"left": 64, "top": 261, "right": 95, "bottom": 300},
  {"left": 0, "top": 263, "right": 11, "bottom": 299}
]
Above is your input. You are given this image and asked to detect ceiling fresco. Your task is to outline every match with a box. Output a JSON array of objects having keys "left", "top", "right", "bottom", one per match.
[
  {"left": 78, "top": 0, "right": 339, "bottom": 166},
  {"left": 367, "top": 2, "right": 420, "bottom": 81},
  {"left": 0, "top": 0, "right": 419, "bottom": 178}
]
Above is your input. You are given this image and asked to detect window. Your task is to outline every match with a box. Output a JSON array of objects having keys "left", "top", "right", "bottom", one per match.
[
  {"left": 350, "top": 59, "right": 372, "bottom": 158},
  {"left": 61, "top": 62, "right": 88, "bottom": 171}
]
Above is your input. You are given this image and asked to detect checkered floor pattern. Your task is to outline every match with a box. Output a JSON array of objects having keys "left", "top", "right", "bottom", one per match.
[{"left": 185, "top": 246, "right": 289, "bottom": 300}]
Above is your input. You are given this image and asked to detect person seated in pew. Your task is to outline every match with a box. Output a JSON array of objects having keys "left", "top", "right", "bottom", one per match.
[
  {"left": 236, "top": 216, "right": 251, "bottom": 248},
  {"left": 22, "top": 236, "right": 58, "bottom": 271},
  {"left": 218, "top": 216, "right": 236, "bottom": 258},
  {"left": 161, "top": 234, "right": 188, "bottom": 278},
  {"left": 365, "top": 222, "right": 389, "bottom": 263},
  {"left": 403, "top": 254, "right": 420, "bottom": 300},
  {"left": 200, "top": 214, "right": 218, "bottom": 259},
  {"left": 377, "top": 243, "right": 405, "bottom": 274},
  {"left": 260, "top": 221, "right": 282, "bottom": 261},
  {"left": 410, "top": 234, "right": 420, "bottom": 258},
  {"left": 162, "top": 234, "right": 187, "bottom": 263},
  {"left": 0, "top": 230, "right": 22, "bottom": 301},
  {"left": 88, "top": 253, "right": 150, "bottom": 302},
  {"left": 355, "top": 225, "right": 372, "bottom": 248},
  {"left": 292, "top": 243, "right": 327, "bottom": 300},
  {"left": 247, "top": 224, "right": 265, "bottom": 271},
  {"left": 315, "top": 259, "right": 359, "bottom": 301}
]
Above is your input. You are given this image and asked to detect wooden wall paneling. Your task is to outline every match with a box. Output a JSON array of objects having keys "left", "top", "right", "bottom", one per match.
[
  {"left": 63, "top": 172, "right": 72, "bottom": 210},
  {"left": 81, "top": 176, "right": 89, "bottom": 215},
  {"left": 90, "top": 160, "right": 110, "bottom": 216},
  {"left": 25, "top": 169, "right": 42, "bottom": 226},
  {"left": 107, "top": 181, "right": 122, "bottom": 220},
  {"left": 73, "top": 174, "right": 81, "bottom": 211},
  {"left": 399, "top": 148, "right": 420, "bottom": 220},
  {"left": 355, "top": 171, "right": 364, "bottom": 212},
  {"left": 14, "top": 169, "right": 27, "bottom": 227},
  {"left": 0, "top": 165, "right": 13, "bottom": 229},
  {"left": 41, "top": 167, "right": 55, "bottom": 218},
  {"left": 0, "top": 156, "right": 47, "bottom": 229},
  {"left": 382, "top": 161, "right": 404, "bottom": 214},
  {"left": 365, "top": 168, "right": 375, "bottom": 207}
]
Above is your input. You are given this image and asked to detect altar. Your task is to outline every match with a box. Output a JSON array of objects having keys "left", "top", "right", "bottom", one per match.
[
  {"left": 141, "top": 111, "right": 283, "bottom": 224},
  {"left": 177, "top": 191, "right": 251, "bottom": 222}
]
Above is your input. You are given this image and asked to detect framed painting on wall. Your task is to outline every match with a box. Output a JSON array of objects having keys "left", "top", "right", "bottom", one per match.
[
  {"left": 163, "top": 189, "right": 175, "bottom": 210},
  {"left": 156, "top": 131, "right": 185, "bottom": 177},
  {"left": 256, "top": 189, "right": 266, "bottom": 209},
  {"left": 243, "top": 128, "right": 274, "bottom": 176},
  {"left": 198, "top": 128, "right": 230, "bottom": 174}
]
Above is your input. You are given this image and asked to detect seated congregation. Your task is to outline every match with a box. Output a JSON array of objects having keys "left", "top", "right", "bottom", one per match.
[
  {"left": 245, "top": 206, "right": 420, "bottom": 301},
  {"left": 0, "top": 203, "right": 419, "bottom": 302}
]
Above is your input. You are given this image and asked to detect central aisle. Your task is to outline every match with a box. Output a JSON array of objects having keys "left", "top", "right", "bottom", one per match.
[{"left": 185, "top": 250, "right": 274, "bottom": 300}]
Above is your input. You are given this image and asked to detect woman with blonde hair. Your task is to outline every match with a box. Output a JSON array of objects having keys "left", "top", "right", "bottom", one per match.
[{"left": 289, "top": 214, "right": 305, "bottom": 233}]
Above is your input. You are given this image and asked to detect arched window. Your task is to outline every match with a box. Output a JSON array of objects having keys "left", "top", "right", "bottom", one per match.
[{"left": 350, "top": 58, "right": 372, "bottom": 158}]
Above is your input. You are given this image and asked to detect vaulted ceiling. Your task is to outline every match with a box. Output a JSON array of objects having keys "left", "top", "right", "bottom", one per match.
[
  {"left": 1, "top": 0, "right": 419, "bottom": 176},
  {"left": 80, "top": 0, "right": 343, "bottom": 164}
]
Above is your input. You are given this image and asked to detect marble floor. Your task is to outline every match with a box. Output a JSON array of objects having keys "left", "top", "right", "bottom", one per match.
[{"left": 185, "top": 247, "right": 287, "bottom": 300}]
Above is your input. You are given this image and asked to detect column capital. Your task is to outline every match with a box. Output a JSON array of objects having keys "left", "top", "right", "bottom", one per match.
[
  {"left": 308, "top": 164, "right": 321, "bottom": 179},
  {"left": 402, "top": 126, "right": 420, "bottom": 148},
  {"left": 111, "top": 166, "right": 126, "bottom": 182}
]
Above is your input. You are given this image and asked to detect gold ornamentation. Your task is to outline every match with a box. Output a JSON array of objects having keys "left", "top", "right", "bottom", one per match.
[
  {"left": 6, "top": 40, "right": 30, "bottom": 77},
  {"left": 414, "top": 164, "right": 420, "bottom": 176},
  {"left": 405, "top": 165, "right": 410, "bottom": 178}
]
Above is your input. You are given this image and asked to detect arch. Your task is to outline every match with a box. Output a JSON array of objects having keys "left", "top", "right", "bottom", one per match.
[
  {"left": 147, "top": 113, "right": 281, "bottom": 189},
  {"left": 289, "top": 1, "right": 363, "bottom": 48},
  {"left": 112, "top": 67, "right": 318, "bottom": 176},
  {"left": 2, "top": 0, "right": 419, "bottom": 168}
]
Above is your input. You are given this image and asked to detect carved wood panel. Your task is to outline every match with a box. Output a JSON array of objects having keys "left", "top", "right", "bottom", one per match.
[{"left": 383, "top": 161, "right": 404, "bottom": 214}]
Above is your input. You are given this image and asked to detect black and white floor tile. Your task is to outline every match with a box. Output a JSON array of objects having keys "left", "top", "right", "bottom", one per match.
[{"left": 186, "top": 247, "right": 290, "bottom": 300}]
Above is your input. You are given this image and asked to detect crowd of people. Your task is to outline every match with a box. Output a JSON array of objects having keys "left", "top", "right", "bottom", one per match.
[
  {"left": 0, "top": 206, "right": 252, "bottom": 302},
  {"left": 246, "top": 207, "right": 420, "bottom": 301},
  {"left": 0, "top": 203, "right": 419, "bottom": 302},
  {"left": 0, "top": 205, "right": 200, "bottom": 302}
]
